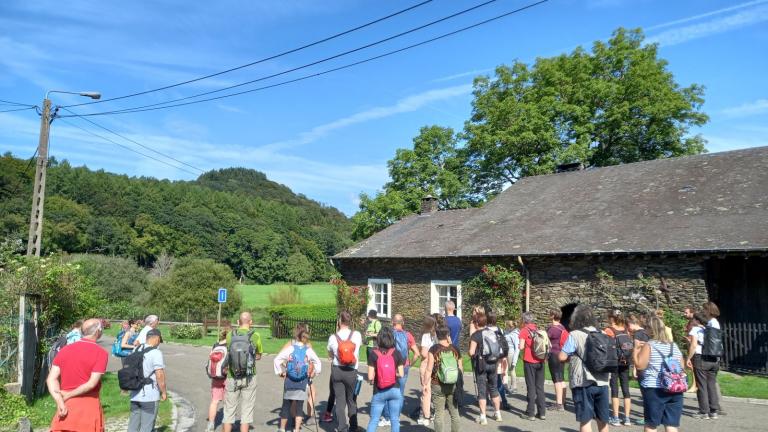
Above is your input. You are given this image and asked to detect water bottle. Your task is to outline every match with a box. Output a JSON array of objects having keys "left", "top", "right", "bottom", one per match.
[{"left": 354, "top": 374, "right": 363, "bottom": 396}]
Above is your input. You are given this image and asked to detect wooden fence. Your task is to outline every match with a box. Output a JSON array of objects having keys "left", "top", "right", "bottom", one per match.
[
  {"left": 270, "top": 315, "right": 337, "bottom": 340},
  {"left": 722, "top": 322, "right": 768, "bottom": 375}
]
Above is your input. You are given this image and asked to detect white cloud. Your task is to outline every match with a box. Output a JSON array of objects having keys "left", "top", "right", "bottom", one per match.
[
  {"left": 261, "top": 83, "right": 473, "bottom": 151},
  {"left": 431, "top": 68, "right": 494, "bottom": 83},
  {"left": 721, "top": 99, "right": 768, "bottom": 118},
  {"left": 647, "top": 0, "right": 768, "bottom": 31},
  {"left": 704, "top": 134, "right": 768, "bottom": 153},
  {"left": 646, "top": 4, "right": 768, "bottom": 46}
]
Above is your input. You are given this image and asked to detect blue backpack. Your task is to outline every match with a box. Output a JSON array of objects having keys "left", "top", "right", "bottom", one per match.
[
  {"left": 286, "top": 344, "right": 310, "bottom": 382},
  {"left": 112, "top": 330, "right": 126, "bottom": 357},
  {"left": 394, "top": 330, "right": 409, "bottom": 362}
]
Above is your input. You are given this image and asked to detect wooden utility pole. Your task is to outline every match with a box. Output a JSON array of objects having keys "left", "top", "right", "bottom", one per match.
[{"left": 26, "top": 98, "right": 52, "bottom": 257}]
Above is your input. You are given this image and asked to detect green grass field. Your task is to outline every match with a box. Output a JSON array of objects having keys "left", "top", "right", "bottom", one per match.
[
  {"left": 238, "top": 282, "right": 335, "bottom": 324},
  {"left": 27, "top": 373, "right": 172, "bottom": 428}
]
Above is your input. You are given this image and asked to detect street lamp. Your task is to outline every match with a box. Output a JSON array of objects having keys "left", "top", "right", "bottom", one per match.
[{"left": 26, "top": 89, "right": 102, "bottom": 256}]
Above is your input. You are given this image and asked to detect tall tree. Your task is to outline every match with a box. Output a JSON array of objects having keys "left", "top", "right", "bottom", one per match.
[
  {"left": 463, "top": 28, "right": 708, "bottom": 196},
  {"left": 352, "top": 125, "right": 475, "bottom": 240}
]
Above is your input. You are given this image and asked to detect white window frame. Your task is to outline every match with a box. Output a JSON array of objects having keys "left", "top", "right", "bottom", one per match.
[
  {"left": 430, "top": 280, "right": 462, "bottom": 319},
  {"left": 367, "top": 278, "right": 392, "bottom": 318}
]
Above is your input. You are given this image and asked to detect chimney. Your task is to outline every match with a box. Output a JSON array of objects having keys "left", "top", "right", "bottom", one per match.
[
  {"left": 555, "top": 161, "right": 584, "bottom": 173},
  {"left": 420, "top": 195, "right": 438, "bottom": 214}
]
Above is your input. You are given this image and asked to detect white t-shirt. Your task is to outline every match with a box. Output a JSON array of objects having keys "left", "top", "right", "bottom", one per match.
[
  {"left": 420, "top": 333, "right": 435, "bottom": 351},
  {"left": 136, "top": 326, "right": 152, "bottom": 345},
  {"left": 327, "top": 328, "right": 362, "bottom": 369},
  {"left": 689, "top": 326, "right": 704, "bottom": 355},
  {"left": 708, "top": 318, "right": 721, "bottom": 330},
  {"left": 130, "top": 345, "right": 164, "bottom": 402}
]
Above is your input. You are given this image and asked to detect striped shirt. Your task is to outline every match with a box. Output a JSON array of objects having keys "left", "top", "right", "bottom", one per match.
[{"left": 640, "top": 341, "right": 684, "bottom": 388}]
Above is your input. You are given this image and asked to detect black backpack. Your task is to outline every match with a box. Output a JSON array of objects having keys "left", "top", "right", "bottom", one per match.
[
  {"left": 229, "top": 329, "right": 257, "bottom": 378},
  {"left": 118, "top": 346, "right": 156, "bottom": 391},
  {"left": 496, "top": 328, "right": 510, "bottom": 359},
  {"left": 613, "top": 329, "right": 634, "bottom": 366},
  {"left": 582, "top": 330, "right": 618, "bottom": 374},
  {"left": 46, "top": 335, "right": 68, "bottom": 369},
  {"left": 702, "top": 326, "right": 723, "bottom": 357}
]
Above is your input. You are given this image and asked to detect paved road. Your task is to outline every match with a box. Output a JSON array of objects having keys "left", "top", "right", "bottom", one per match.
[{"left": 104, "top": 338, "right": 768, "bottom": 432}]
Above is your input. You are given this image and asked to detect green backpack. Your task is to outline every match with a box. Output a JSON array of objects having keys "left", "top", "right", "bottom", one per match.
[{"left": 437, "top": 349, "right": 459, "bottom": 385}]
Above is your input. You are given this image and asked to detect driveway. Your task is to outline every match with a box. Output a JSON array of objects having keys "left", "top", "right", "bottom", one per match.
[{"left": 104, "top": 338, "right": 768, "bottom": 432}]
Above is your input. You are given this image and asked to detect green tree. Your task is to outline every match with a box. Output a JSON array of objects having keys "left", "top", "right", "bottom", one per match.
[
  {"left": 352, "top": 126, "right": 475, "bottom": 239},
  {"left": 72, "top": 254, "right": 150, "bottom": 304},
  {"left": 149, "top": 258, "right": 241, "bottom": 321},
  {"left": 463, "top": 28, "right": 708, "bottom": 196},
  {"left": 285, "top": 253, "right": 313, "bottom": 284}
]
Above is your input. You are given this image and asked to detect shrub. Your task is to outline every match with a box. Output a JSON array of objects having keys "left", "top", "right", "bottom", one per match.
[
  {"left": 96, "top": 300, "right": 147, "bottom": 321},
  {"left": 149, "top": 258, "right": 241, "bottom": 322},
  {"left": 168, "top": 324, "right": 203, "bottom": 339},
  {"left": 71, "top": 254, "right": 150, "bottom": 304},
  {"left": 268, "top": 285, "right": 303, "bottom": 306},
  {"left": 332, "top": 278, "right": 368, "bottom": 318},
  {"left": 465, "top": 264, "right": 525, "bottom": 322},
  {"left": 0, "top": 388, "right": 30, "bottom": 427},
  {"left": 267, "top": 304, "right": 337, "bottom": 321}
]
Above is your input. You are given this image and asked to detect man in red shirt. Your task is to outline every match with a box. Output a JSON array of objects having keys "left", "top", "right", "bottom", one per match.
[
  {"left": 518, "top": 311, "right": 546, "bottom": 421},
  {"left": 46, "top": 318, "right": 109, "bottom": 432}
]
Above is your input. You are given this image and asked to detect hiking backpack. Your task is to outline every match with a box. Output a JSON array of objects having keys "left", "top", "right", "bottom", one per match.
[
  {"left": 46, "top": 335, "right": 68, "bottom": 369},
  {"left": 229, "top": 329, "right": 256, "bottom": 379},
  {"left": 118, "top": 346, "right": 156, "bottom": 391},
  {"left": 394, "top": 330, "right": 409, "bottom": 362},
  {"left": 112, "top": 330, "right": 126, "bottom": 357},
  {"left": 583, "top": 330, "right": 618, "bottom": 373},
  {"left": 336, "top": 332, "right": 357, "bottom": 366},
  {"left": 613, "top": 329, "right": 634, "bottom": 366},
  {"left": 481, "top": 328, "right": 501, "bottom": 363},
  {"left": 374, "top": 348, "right": 397, "bottom": 389},
  {"left": 531, "top": 328, "right": 551, "bottom": 360},
  {"left": 206, "top": 344, "right": 228, "bottom": 379},
  {"left": 437, "top": 349, "right": 459, "bottom": 385},
  {"left": 702, "top": 326, "right": 724, "bottom": 357},
  {"left": 496, "top": 329, "right": 510, "bottom": 358},
  {"left": 286, "top": 344, "right": 312, "bottom": 382},
  {"left": 654, "top": 343, "right": 688, "bottom": 393}
]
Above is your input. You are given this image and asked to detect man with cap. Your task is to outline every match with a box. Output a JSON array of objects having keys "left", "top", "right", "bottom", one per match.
[{"left": 128, "top": 328, "right": 166, "bottom": 432}]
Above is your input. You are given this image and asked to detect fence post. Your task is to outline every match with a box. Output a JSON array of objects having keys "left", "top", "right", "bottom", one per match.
[{"left": 16, "top": 295, "right": 25, "bottom": 387}]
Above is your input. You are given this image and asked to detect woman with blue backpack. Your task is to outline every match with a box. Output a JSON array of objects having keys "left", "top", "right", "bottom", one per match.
[
  {"left": 274, "top": 327, "right": 321, "bottom": 432},
  {"left": 366, "top": 326, "right": 406, "bottom": 432},
  {"left": 634, "top": 314, "right": 687, "bottom": 432},
  {"left": 112, "top": 319, "right": 140, "bottom": 365}
]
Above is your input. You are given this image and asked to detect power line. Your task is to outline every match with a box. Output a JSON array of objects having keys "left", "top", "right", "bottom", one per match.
[
  {"left": 62, "top": 0, "right": 549, "bottom": 118},
  {"left": 0, "top": 106, "right": 36, "bottom": 113},
  {"left": 63, "top": 0, "right": 502, "bottom": 115},
  {"left": 58, "top": 117, "right": 202, "bottom": 176},
  {"left": 0, "top": 98, "right": 35, "bottom": 107},
  {"left": 59, "top": 106, "right": 205, "bottom": 172},
  {"left": 62, "top": 0, "right": 435, "bottom": 108}
]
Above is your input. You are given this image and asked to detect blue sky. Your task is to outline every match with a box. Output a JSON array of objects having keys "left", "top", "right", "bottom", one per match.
[{"left": 1, "top": 0, "right": 766, "bottom": 215}]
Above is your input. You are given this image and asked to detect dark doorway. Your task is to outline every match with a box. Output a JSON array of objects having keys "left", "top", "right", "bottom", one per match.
[
  {"left": 706, "top": 257, "right": 768, "bottom": 324},
  {"left": 561, "top": 303, "right": 578, "bottom": 330}
]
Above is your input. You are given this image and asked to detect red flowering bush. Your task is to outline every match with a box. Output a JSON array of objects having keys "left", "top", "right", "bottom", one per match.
[
  {"left": 465, "top": 264, "right": 524, "bottom": 322},
  {"left": 331, "top": 278, "right": 369, "bottom": 318}
]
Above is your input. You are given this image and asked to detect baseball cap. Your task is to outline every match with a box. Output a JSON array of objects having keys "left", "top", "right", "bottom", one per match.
[{"left": 147, "top": 328, "right": 163, "bottom": 342}]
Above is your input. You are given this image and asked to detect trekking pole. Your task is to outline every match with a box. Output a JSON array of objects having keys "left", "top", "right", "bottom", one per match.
[{"left": 308, "top": 380, "right": 320, "bottom": 432}]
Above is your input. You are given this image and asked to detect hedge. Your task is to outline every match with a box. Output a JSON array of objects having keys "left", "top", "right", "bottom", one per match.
[{"left": 267, "top": 304, "right": 337, "bottom": 321}]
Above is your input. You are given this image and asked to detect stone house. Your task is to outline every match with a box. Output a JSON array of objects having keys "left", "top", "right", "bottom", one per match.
[{"left": 332, "top": 146, "right": 768, "bottom": 339}]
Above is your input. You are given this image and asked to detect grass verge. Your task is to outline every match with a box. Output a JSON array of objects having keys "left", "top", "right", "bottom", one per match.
[{"left": 238, "top": 283, "right": 335, "bottom": 324}]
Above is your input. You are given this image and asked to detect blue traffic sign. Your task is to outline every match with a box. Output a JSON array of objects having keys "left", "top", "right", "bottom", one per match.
[{"left": 218, "top": 288, "right": 227, "bottom": 303}]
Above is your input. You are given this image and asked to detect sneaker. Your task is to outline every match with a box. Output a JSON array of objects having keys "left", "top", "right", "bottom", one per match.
[
  {"left": 709, "top": 413, "right": 719, "bottom": 420},
  {"left": 556, "top": 404, "right": 565, "bottom": 412},
  {"left": 476, "top": 414, "right": 488, "bottom": 425},
  {"left": 377, "top": 418, "right": 391, "bottom": 427},
  {"left": 321, "top": 412, "right": 333, "bottom": 423},
  {"left": 304, "top": 415, "right": 315, "bottom": 426},
  {"left": 609, "top": 416, "right": 622, "bottom": 426},
  {"left": 520, "top": 414, "right": 536, "bottom": 421},
  {"left": 205, "top": 423, "right": 215, "bottom": 432},
  {"left": 622, "top": 418, "right": 634, "bottom": 426},
  {"left": 417, "top": 417, "right": 431, "bottom": 426},
  {"left": 537, "top": 415, "right": 546, "bottom": 421},
  {"left": 692, "top": 413, "right": 710, "bottom": 420},
  {"left": 495, "top": 412, "right": 503, "bottom": 422}
]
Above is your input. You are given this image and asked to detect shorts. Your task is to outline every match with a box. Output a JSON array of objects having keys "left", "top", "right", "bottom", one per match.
[
  {"left": 211, "top": 379, "right": 226, "bottom": 401},
  {"left": 641, "top": 387, "right": 683, "bottom": 428},
  {"left": 280, "top": 398, "right": 305, "bottom": 418},
  {"left": 572, "top": 384, "right": 610, "bottom": 424},
  {"left": 475, "top": 362, "right": 499, "bottom": 398},
  {"left": 548, "top": 354, "right": 564, "bottom": 383},
  {"left": 222, "top": 376, "right": 258, "bottom": 425}
]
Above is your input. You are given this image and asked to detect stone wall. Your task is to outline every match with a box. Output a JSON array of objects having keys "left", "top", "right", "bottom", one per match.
[{"left": 334, "top": 254, "right": 710, "bottom": 337}]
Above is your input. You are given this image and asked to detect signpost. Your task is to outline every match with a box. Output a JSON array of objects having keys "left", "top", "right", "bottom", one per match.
[{"left": 217, "top": 287, "right": 227, "bottom": 334}]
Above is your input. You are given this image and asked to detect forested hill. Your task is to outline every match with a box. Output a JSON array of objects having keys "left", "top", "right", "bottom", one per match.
[{"left": 0, "top": 153, "right": 352, "bottom": 283}]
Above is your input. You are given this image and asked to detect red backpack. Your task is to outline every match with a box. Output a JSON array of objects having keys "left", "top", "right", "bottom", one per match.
[
  {"left": 335, "top": 332, "right": 357, "bottom": 366},
  {"left": 374, "top": 348, "right": 397, "bottom": 389}
]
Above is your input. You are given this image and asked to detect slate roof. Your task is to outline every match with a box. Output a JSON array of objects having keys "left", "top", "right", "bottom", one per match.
[{"left": 335, "top": 146, "right": 768, "bottom": 259}]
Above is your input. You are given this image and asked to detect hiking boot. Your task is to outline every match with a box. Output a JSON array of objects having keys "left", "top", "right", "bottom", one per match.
[
  {"left": 321, "top": 412, "right": 333, "bottom": 423},
  {"left": 609, "top": 416, "right": 622, "bottom": 426},
  {"left": 709, "top": 413, "right": 719, "bottom": 420},
  {"left": 377, "top": 418, "right": 391, "bottom": 427},
  {"left": 476, "top": 414, "right": 488, "bottom": 425},
  {"left": 692, "top": 413, "right": 710, "bottom": 420}
]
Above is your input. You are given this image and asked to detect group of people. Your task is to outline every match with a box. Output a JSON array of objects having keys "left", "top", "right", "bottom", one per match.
[{"left": 44, "top": 300, "right": 724, "bottom": 432}]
